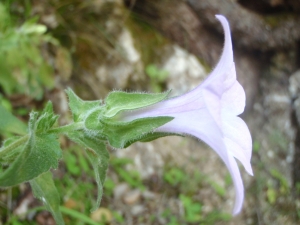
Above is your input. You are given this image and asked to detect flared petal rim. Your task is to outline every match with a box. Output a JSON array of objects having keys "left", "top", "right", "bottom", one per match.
[
  {"left": 157, "top": 108, "right": 245, "bottom": 215},
  {"left": 227, "top": 155, "right": 244, "bottom": 215},
  {"left": 221, "top": 65, "right": 246, "bottom": 116},
  {"left": 223, "top": 115, "right": 253, "bottom": 175}
]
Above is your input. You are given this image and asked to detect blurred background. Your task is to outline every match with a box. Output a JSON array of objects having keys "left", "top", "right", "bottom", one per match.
[{"left": 0, "top": 0, "right": 300, "bottom": 224}]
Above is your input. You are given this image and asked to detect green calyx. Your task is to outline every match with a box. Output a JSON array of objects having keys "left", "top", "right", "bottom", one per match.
[
  {"left": 63, "top": 89, "right": 174, "bottom": 214},
  {"left": 66, "top": 89, "right": 174, "bottom": 148}
]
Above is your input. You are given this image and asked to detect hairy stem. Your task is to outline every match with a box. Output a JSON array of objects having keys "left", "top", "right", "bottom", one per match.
[
  {"left": 48, "top": 122, "right": 84, "bottom": 134},
  {"left": 0, "top": 135, "right": 29, "bottom": 158},
  {"left": 0, "top": 122, "right": 84, "bottom": 158}
]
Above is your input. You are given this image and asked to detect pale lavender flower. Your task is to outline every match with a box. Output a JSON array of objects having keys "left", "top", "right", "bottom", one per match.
[{"left": 121, "top": 15, "right": 253, "bottom": 215}]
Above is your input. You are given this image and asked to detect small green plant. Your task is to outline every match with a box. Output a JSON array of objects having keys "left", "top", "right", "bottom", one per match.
[
  {"left": 296, "top": 182, "right": 300, "bottom": 195},
  {"left": 110, "top": 157, "right": 145, "bottom": 190},
  {"left": 206, "top": 179, "right": 226, "bottom": 197},
  {"left": 265, "top": 169, "right": 290, "bottom": 205},
  {"left": 167, "top": 216, "right": 180, "bottom": 225},
  {"left": 180, "top": 194, "right": 202, "bottom": 223},
  {"left": 145, "top": 64, "right": 168, "bottom": 92},
  {"left": 266, "top": 183, "right": 277, "bottom": 205},
  {"left": 270, "top": 169, "right": 289, "bottom": 195},
  {"left": 253, "top": 140, "right": 260, "bottom": 153},
  {"left": 161, "top": 209, "right": 180, "bottom": 225},
  {"left": 112, "top": 211, "right": 125, "bottom": 223},
  {"left": 163, "top": 167, "right": 186, "bottom": 186},
  {"left": 64, "top": 146, "right": 90, "bottom": 176},
  {"left": 202, "top": 210, "right": 231, "bottom": 224},
  {"left": 269, "top": 130, "right": 288, "bottom": 151}
]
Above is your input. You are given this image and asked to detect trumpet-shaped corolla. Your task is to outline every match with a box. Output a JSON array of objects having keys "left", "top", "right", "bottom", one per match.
[{"left": 120, "top": 15, "right": 253, "bottom": 215}]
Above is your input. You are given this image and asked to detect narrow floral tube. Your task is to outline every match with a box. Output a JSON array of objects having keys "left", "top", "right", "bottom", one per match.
[{"left": 120, "top": 15, "right": 253, "bottom": 215}]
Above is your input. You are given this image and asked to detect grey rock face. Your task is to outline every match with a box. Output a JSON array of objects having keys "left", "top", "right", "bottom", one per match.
[{"left": 188, "top": 0, "right": 300, "bottom": 50}]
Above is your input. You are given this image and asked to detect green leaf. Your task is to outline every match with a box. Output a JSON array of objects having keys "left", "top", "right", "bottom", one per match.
[
  {"left": 0, "top": 111, "right": 62, "bottom": 187},
  {"left": 103, "top": 91, "right": 170, "bottom": 118},
  {"left": 180, "top": 194, "right": 202, "bottom": 222},
  {"left": 65, "top": 88, "right": 102, "bottom": 122},
  {"left": 0, "top": 133, "right": 62, "bottom": 187},
  {"left": 36, "top": 101, "right": 59, "bottom": 133},
  {"left": 98, "top": 116, "right": 173, "bottom": 148},
  {"left": 0, "top": 104, "right": 27, "bottom": 135},
  {"left": 145, "top": 64, "right": 158, "bottom": 79},
  {"left": 67, "top": 132, "right": 109, "bottom": 212},
  {"left": 30, "top": 171, "right": 64, "bottom": 225},
  {"left": 130, "top": 132, "right": 180, "bottom": 145},
  {"left": 123, "top": 132, "right": 178, "bottom": 148}
]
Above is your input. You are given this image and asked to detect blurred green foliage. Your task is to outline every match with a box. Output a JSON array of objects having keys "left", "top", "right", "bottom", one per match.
[
  {"left": 0, "top": 103, "right": 27, "bottom": 135},
  {"left": 180, "top": 194, "right": 202, "bottom": 223},
  {"left": 145, "top": 64, "right": 168, "bottom": 92},
  {"left": 64, "top": 146, "right": 91, "bottom": 177},
  {"left": 110, "top": 157, "right": 145, "bottom": 190},
  {"left": 163, "top": 167, "right": 186, "bottom": 186},
  {"left": 161, "top": 165, "right": 232, "bottom": 224},
  {"left": 0, "top": 1, "right": 70, "bottom": 100},
  {"left": 270, "top": 169, "right": 289, "bottom": 195}
]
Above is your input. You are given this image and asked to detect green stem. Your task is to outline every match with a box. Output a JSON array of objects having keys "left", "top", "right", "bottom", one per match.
[
  {"left": 48, "top": 122, "right": 84, "bottom": 134},
  {"left": 0, "top": 123, "right": 84, "bottom": 158},
  {"left": 0, "top": 135, "right": 29, "bottom": 158}
]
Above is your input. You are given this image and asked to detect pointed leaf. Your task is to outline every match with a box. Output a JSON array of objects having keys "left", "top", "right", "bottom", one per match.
[
  {"left": 0, "top": 104, "right": 27, "bottom": 135},
  {"left": 67, "top": 132, "right": 109, "bottom": 211},
  {"left": 0, "top": 133, "right": 62, "bottom": 187},
  {"left": 123, "top": 132, "right": 181, "bottom": 148},
  {"left": 30, "top": 171, "right": 64, "bottom": 225},
  {"left": 99, "top": 116, "right": 174, "bottom": 148},
  {"left": 36, "top": 101, "right": 59, "bottom": 133},
  {"left": 65, "top": 88, "right": 102, "bottom": 122},
  {"left": 103, "top": 91, "right": 170, "bottom": 118},
  {"left": 85, "top": 145, "right": 109, "bottom": 212}
]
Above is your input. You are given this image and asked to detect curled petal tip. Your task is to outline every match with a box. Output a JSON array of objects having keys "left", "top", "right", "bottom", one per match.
[
  {"left": 248, "top": 168, "right": 254, "bottom": 176},
  {"left": 215, "top": 14, "right": 228, "bottom": 23},
  {"left": 246, "top": 164, "right": 254, "bottom": 176},
  {"left": 215, "top": 14, "right": 224, "bottom": 19}
]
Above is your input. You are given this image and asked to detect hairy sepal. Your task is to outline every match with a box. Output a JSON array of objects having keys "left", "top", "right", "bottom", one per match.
[
  {"left": 99, "top": 116, "right": 174, "bottom": 148},
  {"left": 103, "top": 91, "right": 171, "bottom": 118},
  {"left": 78, "top": 90, "right": 174, "bottom": 148},
  {"left": 66, "top": 88, "right": 102, "bottom": 122}
]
